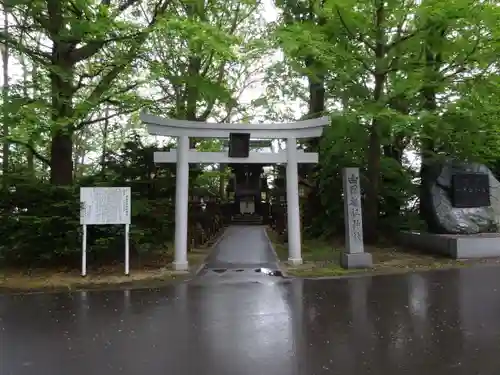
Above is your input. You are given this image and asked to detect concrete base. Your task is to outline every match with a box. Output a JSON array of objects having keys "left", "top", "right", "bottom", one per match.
[
  {"left": 340, "top": 252, "right": 373, "bottom": 269},
  {"left": 398, "top": 231, "right": 500, "bottom": 259},
  {"left": 173, "top": 261, "right": 189, "bottom": 271},
  {"left": 288, "top": 257, "right": 303, "bottom": 266}
]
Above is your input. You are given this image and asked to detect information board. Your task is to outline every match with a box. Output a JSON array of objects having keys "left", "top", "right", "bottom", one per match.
[
  {"left": 79, "top": 187, "right": 131, "bottom": 276},
  {"left": 80, "top": 187, "right": 131, "bottom": 225}
]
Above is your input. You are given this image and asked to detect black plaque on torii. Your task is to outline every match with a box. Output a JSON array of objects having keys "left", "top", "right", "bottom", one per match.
[{"left": 228, "top": 133, "right": 250, "bottom": 158}]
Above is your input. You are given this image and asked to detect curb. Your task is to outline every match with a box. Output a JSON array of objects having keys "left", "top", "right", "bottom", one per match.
[
  {"left": 290, "top": 259, "right": 500, "bottom": 281},
  {"left": 263, "top": 226, "right": 288, "bottom": 277},
  {"left": 0, "top": 274, "right": 191, "bottom": 296},
  {"left": 192, "top": 226, "right": 229, "bottom": 276}
]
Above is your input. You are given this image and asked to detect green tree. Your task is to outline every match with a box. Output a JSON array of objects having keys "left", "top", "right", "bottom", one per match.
[
  {"left": 273, "top": 0, "right": 500, "bottom": 240},
  {"left": 1, "top": 0, "right": 173, "bottom": 185}
]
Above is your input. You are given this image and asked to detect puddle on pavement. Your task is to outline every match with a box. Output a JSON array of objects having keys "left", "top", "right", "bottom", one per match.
[
  {"left": 212, "top": 269, "right": 227, "bottom": 273},
  {"left": 255, "top": 268, "right": 283, "bottom": 277},
  {"left": 206, "top": 268, "right": 283, "bottom": 277}
]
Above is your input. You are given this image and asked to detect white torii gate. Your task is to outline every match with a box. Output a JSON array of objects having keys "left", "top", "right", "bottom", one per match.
[{"left": 140, "top": 112, "right": 329, "bottom": 271}]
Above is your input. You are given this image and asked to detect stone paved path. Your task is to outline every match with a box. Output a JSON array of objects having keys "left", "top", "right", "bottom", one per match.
[{"left": 195, "top": 225, "right": 281, "bottom": 281}]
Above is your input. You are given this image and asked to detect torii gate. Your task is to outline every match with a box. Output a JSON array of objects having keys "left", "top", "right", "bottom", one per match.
[{"left": 140, "top": 113, "right": 329, "bottom": 271}]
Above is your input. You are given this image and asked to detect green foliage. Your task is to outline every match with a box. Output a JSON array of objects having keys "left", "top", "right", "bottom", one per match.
[
  {"left": 2, "top": 0, "right": 500, "bottom": 266},
  {"left": 0, "top": 131, "right": 233, "bottom": 267},
  {"left": 272, "top": 0, "right": 500, "bottom": 239},
  {"left": 143, "top": 0, "right": 265, "bottom": 122},
  {"left": 0, "top": 137, "right": 175, "bottom": 267},
  {"left": 0, "top": 177, "right": 81, "bottom": 266},
  {"left": 0, "top": 179, "right": 176, "bottom": 267},
  {"left": 0, "top": 0, "right": 266, "bottom": 268}
]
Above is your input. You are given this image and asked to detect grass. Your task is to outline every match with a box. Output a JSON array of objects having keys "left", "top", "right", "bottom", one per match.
[
  {"left": 267, "top": 229, "right": 500, "bottom": 278},
  {"left": 0, "top": 267, "right": 187, "bottom": 292},
  {"left": 0, "top": 230, "right": 224, "bottom": 292}
]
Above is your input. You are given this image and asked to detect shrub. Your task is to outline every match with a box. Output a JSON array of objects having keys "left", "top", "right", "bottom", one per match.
[{"left": 0, "top": 176, "right": 175, "bottom": 268}]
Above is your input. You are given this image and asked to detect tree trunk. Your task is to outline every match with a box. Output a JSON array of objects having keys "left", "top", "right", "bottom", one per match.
[
  {"left": 50, "top": 131, "right": 73, "bottom": 185},
  {"left": 101, "top": 105, "right": 110, "bottom": 173},
  {"left": 72, "top": 132, "right": 81, "bottom": 180},
  {"left": 49, "top": 41, "right": 75, "bottom": 185},
  {"left": 363, "top": 0, "right": 386, "bottom": 244},
  {"left": 186, "top": 54, "right": 201, "bottom": 148},
  {"left": 27, "top": 35, "right": 42, "bottom": 173},
  {"left": 2, "top": 6, "right": 9, "bottom": 178},
  {"left": 219, "top": 163, "right": 226, "bottom": 200},
  {"left": 20, "top": 49, "right": 35, "bottom": 174},
  {"left": 382, "top": 143, "right": 404, "bottom": 220},
  {"left": 303, "top": 55, "right": 326, "bottom": 230},
  {"left": 419, "top": 25, "right": 444, "bottom": 220},
  {"left": 419, "top": 86, "right": 437, "bottom": 222},
  {"left": 185, "top": 0, "right": 203, "bottom": 149},
  {"left": 364, "top": 113, "right": 382, "bottom": 243},
  {"left": 299, "top": 65, "right": 325, "bottom": 228},
  {"left": 305, "top": 55, "right": 325, "bottom": 152}
]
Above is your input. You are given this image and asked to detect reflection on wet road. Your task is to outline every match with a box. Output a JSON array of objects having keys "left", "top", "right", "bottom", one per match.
[{"left": 2, "top": 266, "right": 500, "bottom": 374}]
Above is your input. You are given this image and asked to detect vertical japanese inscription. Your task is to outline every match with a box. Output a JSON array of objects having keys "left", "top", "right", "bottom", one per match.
[
  {"left": 347, "top": 173, "right": 363, "bottom": 242},
  {"left": 343, "top": 168, "right": 364, "bottom": 253}
]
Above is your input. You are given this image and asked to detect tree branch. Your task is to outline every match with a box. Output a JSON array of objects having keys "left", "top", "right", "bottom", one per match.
[
  {"left": 69, "top": 32, "right": 142, "bottom": 63},
  {"left": 0, "top": 31, "right": 50, "bottom": 65},
  {"left": 386, "top": 2, "right": 419, "bottom": 52},
  {"left": 69, "top": 0, "right": 152, "bottom": 62},
  {"left": 439, "top": 34, "right": 482, "bottom": 77},
  {"left": 198, "top": 62, "right": 226, "bottom": 121},
  {"left": 298, "top": 176, "right": 314, "bottom": 189},
  {"left": 200, "top": 51, "right": 215, "bottom": 77},
  {"left": 387, "top": 29, "right": 421, "bottom": 53},
  {"left": 76, "top": 106, "right": 138, "bottom": 130},
  {"left": 74, "top": 65, "right": 109, "bottom": 91},
  {"left": 82, "top": 45, "right": 144, "bottom": 107},
  {"left": 113, "top": 81, "right": 141, "bottom": 95},
  {"left": 116, "top": 0, "right": 138, "bottom": 12},
  {"left": 335, "top": 7, "right": 375, "bottom": 52},
  {"left": 333, "top": 11, "right": 375, "bottom": 74},
  {"left": 7, "top": 138, "right": 50, "bottom": 166},
  {"left": 75, "top": 0, "right": 173, "bottom": 122}
]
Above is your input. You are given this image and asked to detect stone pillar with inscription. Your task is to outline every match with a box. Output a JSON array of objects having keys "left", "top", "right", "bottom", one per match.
[{"left": 341, "top": 168, "right": 373, "bottom": 269}]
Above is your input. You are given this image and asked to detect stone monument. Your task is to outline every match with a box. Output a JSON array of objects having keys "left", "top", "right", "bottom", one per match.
[
  {"left": 341, "top": 168, "right": 373, "bottom": 269},
  {"left": 399, "top": 159, "right": 500, "bottom": 259},
  {"left": 421, "top": 160, "right": 498, "bottom": 234}
]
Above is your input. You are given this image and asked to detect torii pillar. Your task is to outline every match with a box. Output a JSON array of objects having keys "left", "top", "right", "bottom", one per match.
[
  {"left": 140, "top": 113, "right": 329, "bottom": 270},
  {"left": 174, "top": 135, "right": 190, "bottom": 270}
]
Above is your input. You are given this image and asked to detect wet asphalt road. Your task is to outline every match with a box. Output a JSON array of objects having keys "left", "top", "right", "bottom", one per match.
[{"left": 2, "top": 265, "right": 500, "bottom": 374}]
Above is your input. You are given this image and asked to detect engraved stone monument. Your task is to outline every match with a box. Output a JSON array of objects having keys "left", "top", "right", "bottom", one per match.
[
  {"left": 341, "top": 168, "right": 373, "bottom": 269},
  {"left": 399, "top": 159, "right": 500, "bottom": 259},
  {"left": 421, "top": 160, "right": 498, "bottom": 234}
]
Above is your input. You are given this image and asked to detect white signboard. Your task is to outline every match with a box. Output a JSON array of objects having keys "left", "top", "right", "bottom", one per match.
[
  {"left": 80, "top": 187, "right": 131, "bottom": 225},
  {"left": 79, "top": 187, "right": 131, "bottom": 277}
]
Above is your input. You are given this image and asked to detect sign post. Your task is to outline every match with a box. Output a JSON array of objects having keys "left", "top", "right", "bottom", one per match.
[{"left": 80, "top": 187, "right": 131, "bottom": 276}]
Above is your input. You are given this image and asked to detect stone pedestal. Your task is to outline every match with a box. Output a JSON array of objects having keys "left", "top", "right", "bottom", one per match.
[
  {"left": 398, "top": 231, "right": 500, "bottom": 259},
  {"left": 341, "top": 252, "right": 373, "bottom": 269}
]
